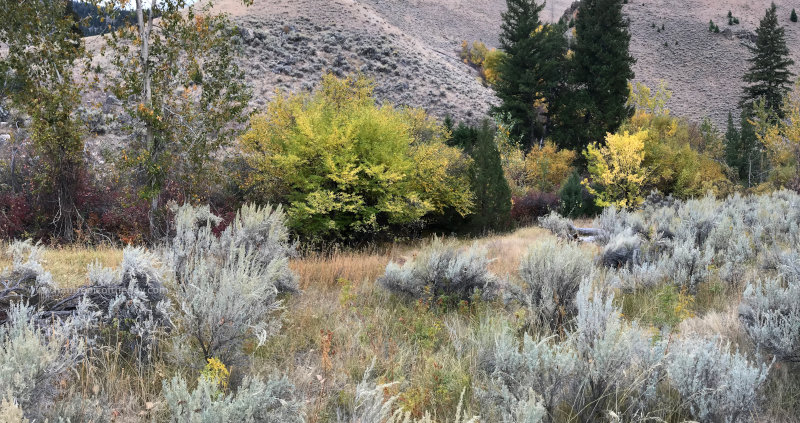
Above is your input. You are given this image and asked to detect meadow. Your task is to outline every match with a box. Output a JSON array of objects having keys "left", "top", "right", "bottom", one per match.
[{"left": 3, "top": 194, "right": 800, "bottom": 422}]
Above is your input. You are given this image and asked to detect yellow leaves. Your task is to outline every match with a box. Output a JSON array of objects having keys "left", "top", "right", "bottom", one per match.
[
  {"left": 240, "top": 74, "right": 472, "bottom": 239},
  {"left": 627, "top": 81, "right": 671, "bottom": 117},
  {"left": 524, "top": 141, "right": 576, "bottom": 192},
  {"left": 199, "top": 357, "right": 230, "bottom": 393},
  {"left": 754, "top": 79, "right": 800, "bottom": 185},
  {"left": 583, "top": 130, "right": 649, "bottom": 209}
]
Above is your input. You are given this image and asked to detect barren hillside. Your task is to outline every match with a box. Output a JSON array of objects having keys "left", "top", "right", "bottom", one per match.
[{"left": 207, "top": 0, "right": 800, "bottom": 128}]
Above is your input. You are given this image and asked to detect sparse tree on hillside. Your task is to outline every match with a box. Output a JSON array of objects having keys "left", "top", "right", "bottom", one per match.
[
  {"left": 741, "top": 3, "right": 795, "bottom": 116},
  {"left": 791, "top": 8, "right": 797, "bottom": 23},
  {"left": 0, "top": 0, "right": 94, "bottom": 241},
  {"left": 104, "top": 0, "right": 252, "bottom": 240},
  {"left": 493, "top": 0, "right": 568, "bottom": 150},
  {"left": 568, "top": 0, "right": 635, "bottom": 151}
]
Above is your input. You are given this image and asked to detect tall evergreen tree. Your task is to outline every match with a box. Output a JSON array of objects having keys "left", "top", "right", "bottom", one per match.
[
  {"left": 493, "top": 0, "right": 568, "bottom": 150},
  {"left": 741, "top": 3, "right": 795, "bottom": 115},
  {"left": 569, "top": 0, "right": 635, "bottom": 150}
]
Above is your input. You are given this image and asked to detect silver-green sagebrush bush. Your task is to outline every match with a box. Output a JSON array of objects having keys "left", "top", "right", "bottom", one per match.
[
  {"left": 172, "top": 244, "right": 284, "bottom": 366},
  {"left": 379, "top": 237, "right": 499, "bottom": 301},
  {"left": 351, "top": 365, "right": 480, "bottom": 423},
  {"left": 167, "top": 203, "right": 297, "bottom": 366},
  {"left": 572, "top": 283, "right": 666, "bottom": 418},
  {"left": 538, "top": 211, "right": 576, "bottom": 239},
  {"left": 478, "top": 328, "right": 577, "bottom": 420},
  {"left": 166, "top": 203, "right": 299, "bottom": 294},
  {"left": 163, "top": 375, "right": 304, "bottom": 423},
  {"left": 479, "top": 282, "right": 666, "bottom": 421},
  {"left": 666, "top": 337, "right": 771, "bottom": 423},
  {"left": 739, "top": 277, "right": 800, "bottom": 362},
  {"left": 0, "top": 241, "right": 56, "bottom": 315},
  {"left": 599, "top": 229, "right": 643, "bottom": 269},
  {"left": 0, "top": 303, "right": 85, "bottom": 421},
  {"left": 86, "top": 247, "right": 172, "bottom": 360},
  {"left": 514, "top": 240, "right": 593, "bottom": 330}
]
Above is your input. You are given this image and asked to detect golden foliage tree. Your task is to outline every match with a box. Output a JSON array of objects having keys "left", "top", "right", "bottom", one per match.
[
  {"left": 240, "top": 74, "right": 473, "bottom": 241},
  {"left": 625, "top": 82, "right": 732, "bottom": 198},
  {"left": 754, "top": 80, "right": 800, "bottom": 186},
  {"left": 584, "top": 130, "right": 649, "bottom": 209},
  {"left": 524, "top": 141, "right": 576, "bottom": 192}
]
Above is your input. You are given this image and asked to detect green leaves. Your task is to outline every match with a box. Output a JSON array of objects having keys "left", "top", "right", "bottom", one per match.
[{"left": 240, "top": 75, "right": 474, "bottom": 241}]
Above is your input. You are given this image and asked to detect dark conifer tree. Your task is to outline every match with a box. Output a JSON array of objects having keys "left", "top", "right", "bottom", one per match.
[
  {"left": 493, "top": 0, "right": 568, "bottom": 150},
  {"left": 741, "top": 3, "right": 795, "bottom": 116},
  {"left": 724, "top": 111, "right": 741, "bottom": 178},
  {"left": 443, "top": 121, "right": 511, "bottom": 233},
  {"left": 568, "top": 0, "right": 635, "bottom": 150}
]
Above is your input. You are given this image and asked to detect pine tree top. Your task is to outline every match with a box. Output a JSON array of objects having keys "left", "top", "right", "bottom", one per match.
[{"left": 741, "top": 2, "right": 795, "bottom": 114}]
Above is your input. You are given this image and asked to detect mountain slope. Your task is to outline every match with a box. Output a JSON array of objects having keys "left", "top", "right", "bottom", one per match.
[{"left": 211, "top": 0, "right": 800, "bottom": 128}]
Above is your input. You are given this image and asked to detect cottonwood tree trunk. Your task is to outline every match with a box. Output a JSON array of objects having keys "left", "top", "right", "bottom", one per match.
[{"left": 136, "top": 0, "right": 160, "bottom": 240}]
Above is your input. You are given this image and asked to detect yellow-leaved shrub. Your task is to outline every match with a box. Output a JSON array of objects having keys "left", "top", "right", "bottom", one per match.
[
  {"left": 584, "top": 130, "right": 649, "bottom": 209},
  {"left": 239, "top": 74, "right": 473, "bottom": 241},
  {"left": 754, "top": 80, "right": 800, "bottom": 187},
  {"left": 523, "top": 141, "right": 576, "bottom": 193}
]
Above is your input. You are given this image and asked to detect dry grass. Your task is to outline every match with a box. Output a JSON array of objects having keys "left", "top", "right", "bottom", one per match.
[
  {"left": 0, "top": 242, "right": 123, "bottom": 289},
  {"left": 5, "top": 224, "right": 792, "bottom": 421}
]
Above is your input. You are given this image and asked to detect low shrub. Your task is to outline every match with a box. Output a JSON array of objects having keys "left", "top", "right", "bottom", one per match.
[
  {"left": 84, "top": 247, "right": 172, "bottom": 361},
  {"left": 168, "top": 204, "right": 289, "bottom": 367},
  {"left": 538, "top": 211, "right": 576, "bottom": 239},
  {"left": 0, "top": 303, "right": 85, "bottom": 421},
  {"left": 572, "top": 284, "right": 666, "bottom": 419},
  {"left": 379, "top": 237, "right": 499, "bottom": 303},
  {"left": 1, "top": 241, "right": 56, "bottom": 317},
  {"left": 162, "top": 375, "right": 304, "bottom": 422},
  {"left": 511, "top": 190, "right": 559, "bottom": 226},
  {"left": 599, "top": 229, "right": 644, "bottom": 269},
  {"left": 667, "top": 337, "right": 771, "bottom": 422},
  {"left": 514, "top": 240, "right": 593, "bottom": 331},
  {"left": 478, "top": 327, "right": 577, "bottom": 419},
  {"left": 739, "top": 277, "right": 800, "bottom": 362}
]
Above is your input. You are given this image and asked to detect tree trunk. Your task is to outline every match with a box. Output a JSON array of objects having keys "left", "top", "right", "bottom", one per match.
[{"left": 137, "top": 0, "right": 159, "bottom": 240}]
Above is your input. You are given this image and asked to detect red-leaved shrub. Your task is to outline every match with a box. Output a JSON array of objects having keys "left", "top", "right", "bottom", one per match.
[{"left": 511, "top": 190, "right": 559, "bottom": 225}]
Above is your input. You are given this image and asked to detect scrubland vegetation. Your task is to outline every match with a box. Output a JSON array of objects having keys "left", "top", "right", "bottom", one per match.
[{"left": 4, "top": 0, "right": 800, "bottom": 421}]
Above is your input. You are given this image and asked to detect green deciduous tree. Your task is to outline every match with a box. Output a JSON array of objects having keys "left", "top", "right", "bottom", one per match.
[
  {"left": 741, "top": 3, "right": 795, "bottom": 115},
  {"left": 569, "top": 0, "right": 635, "bottom": 150},
  {"left": 240, "top": 75, "right": 474, "bottom": 241},
  {"left": 0, "top": 0, "right": 94, "bottom": 241},
  {"left": 493, "top": 0, "right": 568, "bottom": 150},
  {"left": 104, "top": 0, "right": 252, "bottom": 240}
]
